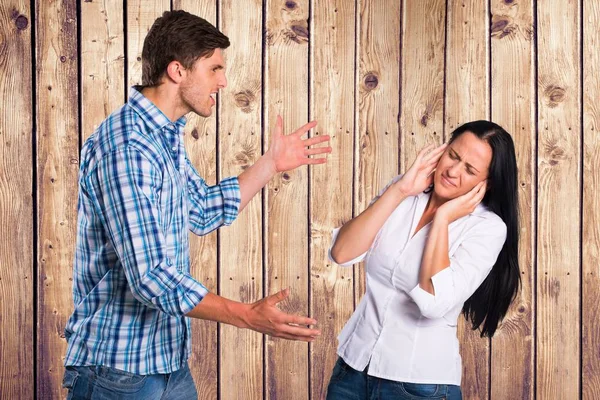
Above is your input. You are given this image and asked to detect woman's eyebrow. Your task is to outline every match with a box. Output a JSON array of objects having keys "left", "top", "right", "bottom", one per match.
[{"left": 450, "top": 148, "right": 481, "bottom": 173}]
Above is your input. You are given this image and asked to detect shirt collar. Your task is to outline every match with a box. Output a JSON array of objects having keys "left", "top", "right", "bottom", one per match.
[{"left": 127, "top": 86, "right": 187, "bottom": 132}]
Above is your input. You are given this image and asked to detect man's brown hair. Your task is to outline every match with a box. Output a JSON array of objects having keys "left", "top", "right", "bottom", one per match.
[{"left": 141, "top": 10, "right": 230, "bottom": 87}]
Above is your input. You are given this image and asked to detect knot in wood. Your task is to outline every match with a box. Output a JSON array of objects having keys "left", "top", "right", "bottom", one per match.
[
  {"left": 16, "top": 15, "right": 29, "bottom": 30},
  {"left": 364, "top": 73, "right": 379, "bottom": 90},
  {"left": 544, "top": 85, "right": 566, "bottom": 108},
  {"left": 234, "top": 90, "right": 255, "bottom": 113}
]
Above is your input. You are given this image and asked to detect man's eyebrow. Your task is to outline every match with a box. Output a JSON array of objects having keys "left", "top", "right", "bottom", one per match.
[{"left": 450, "top": 148, "right": 480, "bottom": 173}]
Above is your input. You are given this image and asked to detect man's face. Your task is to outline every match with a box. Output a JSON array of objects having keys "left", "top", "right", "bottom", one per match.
[{"left": 179, "top": 48, "right": 227, "bottom": 118}]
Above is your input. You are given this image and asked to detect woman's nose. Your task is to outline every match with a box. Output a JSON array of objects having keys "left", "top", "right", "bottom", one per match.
[{"left": 447, "top": 162, "right": 461, "bottom": 177}]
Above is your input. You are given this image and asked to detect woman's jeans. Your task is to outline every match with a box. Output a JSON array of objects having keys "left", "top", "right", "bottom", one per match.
[
  {"left": 62, "top": 363, "right": 197, "bottom": 400},
  {"left": 326, "top": 357, "right": 463, "bottom": 400}
]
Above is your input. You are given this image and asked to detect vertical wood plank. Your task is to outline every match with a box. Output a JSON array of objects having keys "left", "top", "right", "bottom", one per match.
[
  {"left": 126, "top": 0, "right": 170, "bottom": 87},
  {"left": 36, "top": 0, "right": 79, "bottom": 398},
  {"left": 81, "top": 0, "right": 124, "bottom": 141},
  {"left": 400, "top": 0, "right": 445, "bottom": 183},
  {"left": 264, "top": 1, "right": 310, "bottom": 399},
  {"left": 582, "top": 0, "right": 600, "bottom": 398},
  {"left": 353, "top": 0, "right": 401, "bottom": 304},
  {"left": 0, "top": 1, "right": 33, "bottom": 399},
  {"left": 489, "top": 1, "right": 536, "bottom": 398},
  {"left": 489, "top": 1, "right": 535, "bottom": 399},
  {"left": 171, "top": 2, "right": 220, "bottom": 399},
  {"left": 309, "top": 1, "right": 355, "bottom": 398},
  {"left": 444, "top": 0, "right": 490, "bottom": 398},
  {"left": 536, "top": 0, "right": 581, "bottom": 399},
  {"left": 218, "top": 1, "right": 264, "bottom": 399}
]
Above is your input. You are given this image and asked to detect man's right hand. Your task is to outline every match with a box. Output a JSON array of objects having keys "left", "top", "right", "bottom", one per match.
[
  {"left": 242, "top": 288, "right": 320, "bottom": 342},
  {"left": 186, "top": 289, "right": 320, "bottom": 342}
]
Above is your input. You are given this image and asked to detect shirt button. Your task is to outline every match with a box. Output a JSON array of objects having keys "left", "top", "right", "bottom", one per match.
[{"left": 172, "top": 146, "right": 177, "bottom": 152}]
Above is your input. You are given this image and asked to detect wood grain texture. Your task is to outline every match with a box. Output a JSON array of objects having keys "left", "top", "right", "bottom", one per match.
[
  {"left": 6, "top": 1, "right": 600, "bottom": 398},
  {"left": 582, "top": 0, "right": 600, "bottom": 398},
  {"left": 400, "top": 0, "right": 445, "bottom": 168},
  {"left": 218, "top": 1, "right": 264, "bottom": 399},
  {"left": 264, "top": 0, "right": 310, "bottom": 399},
  {"left": 536, "top": 1, "right": 581, "bottom": 399},
  {"left": 126, "top": 0, "right": 170, "bottom": 87},
  {"left": 309, "top": 1, "right": 356, "bottom": 399},
  {"left": 489, "top": 1, "right": 535, "bottom": 399},
  {"left": 81, "top": 0, "right": 124, "bottom": 141},
  {"left": 353, "top": 0, "right": 401, "bottom": 305},
  {"left": 0, "top": 1, "right": 33, "bottom": 398},
  {"left": 172, "top": 2, "right": 220, "bottom": 399},
  {"left": 36, "top": 0, "right": 79, "bottom": 398},
  {"left": 445, "top": 1, "right": 490, "bottom": 398}
]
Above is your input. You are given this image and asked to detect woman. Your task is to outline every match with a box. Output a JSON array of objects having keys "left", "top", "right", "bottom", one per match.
[{"left": 326, "top": 121, "right": 520, "bottom": 400}]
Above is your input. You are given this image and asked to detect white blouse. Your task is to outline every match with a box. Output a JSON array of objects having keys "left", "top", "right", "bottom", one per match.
[{"left": 329, "top": 175, "right": 507, "bottom": 385}]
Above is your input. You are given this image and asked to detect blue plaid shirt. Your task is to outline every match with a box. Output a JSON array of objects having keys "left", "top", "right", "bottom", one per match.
[{"left": 64, "top": 87, "right": 240, "bottom": 374}]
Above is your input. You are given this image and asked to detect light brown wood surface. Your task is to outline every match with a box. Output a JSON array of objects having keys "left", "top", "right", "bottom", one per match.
[
  {"left": 3, "top": 1, "right": 600, "bottom": 399},
  {"left": 172, "top": 3, "right": 221, "bottom": 399},
  {"left": 309, "top": 1, "right": 356, "bottom": 399},
  {"left": 353, "top": 0, "right": 401, "bottom": 304},
  {"left": 81, "top": 0, "right": 124, "bottom": 141},
  {"left": 537, "top": 1, "right": 581, "bottom": 399},
  {"left": 0, "top": 1, "right": 33, "bottom": 399},
  {"left": 126, "top": 0, "right": 170, "bottom": 87},
  {"left": 218, "top": 1, "right": 264, "bottom": 399},
  {"left": 489, "top": 1, "right": 536, "bottom": 399},
  {"left": 582, "top": 0, "right": 600, "bottom": 399},
  {"left": 445, "top": 1, "right": 491, "bottom": 398},
  {"left": 36, "top": 0, "right": 79, "bottom": 398},
  {"left": 264, "top": 0, "right": 311, "bottom": 399}
]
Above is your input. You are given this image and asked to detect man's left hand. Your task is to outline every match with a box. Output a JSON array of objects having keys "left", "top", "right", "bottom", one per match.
[{"left": 265, "top": 115, "right": 331, "bottom": 172}]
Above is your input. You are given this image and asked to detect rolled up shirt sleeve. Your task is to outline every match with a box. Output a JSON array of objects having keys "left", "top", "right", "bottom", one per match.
[
  {"left": 88, "top": 148, "right": 208, "bottom": 316},
  {"left": 186, "top": 158, "right": 241, "bottom": 236},
  {"left": 407, "top": 216, "right": 508, "bottom": 319},
  {"left": 328, "top": 175, "right": 405, "bottom": 267},
  {"left": 328, "top": 227, "right": 369, "bottom": 267}
]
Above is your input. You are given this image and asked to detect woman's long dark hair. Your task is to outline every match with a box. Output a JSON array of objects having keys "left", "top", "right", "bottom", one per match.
[{"left": 449, "top": 121, "right": 520, "bottom": 338}]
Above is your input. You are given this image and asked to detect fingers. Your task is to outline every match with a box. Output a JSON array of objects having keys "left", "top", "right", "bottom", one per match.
[
  {"left": 417, "top": 143, "right": 436, "bottom": 160},
  {"left": 305, "top": 146, "right": 332, "bottom": 156},
  {"left": 465, "top": 180, "right": 486, "bottom": 209},
  {"left": 303, "top": 157, "right": 327, "bottom": 165},
  {"left": 422, "top": 143, "right": 448, "bottom": 163},
  {"left": 292, "top": 120, "right": 318, "bottom": 137},
  {"left": 273, "top": 115, "right": 283, "bottom": 138},
  {"left": 273, "top": 332, "right": 318, "bottom": 342},
  {"left": 283, "top": 313, "right": 318, "bottom": 326},
  {"left": 303, "top": 134, "right": 331, "bottom": 147},
  {"left": 271, "top": 316, "right": 320, "bottom": 342},
  {"left": 281, "top": 324, "right": 321, "bottom": 336},
  {"left": 266, "top": 288, "right": 290, "bottom": 306}
]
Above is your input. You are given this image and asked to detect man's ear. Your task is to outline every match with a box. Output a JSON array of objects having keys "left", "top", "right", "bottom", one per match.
[{"left": 166, "top": 60, "right": 185, "bottom": 83}]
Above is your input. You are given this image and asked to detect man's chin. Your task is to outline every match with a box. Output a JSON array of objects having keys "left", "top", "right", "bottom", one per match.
[{"left": 194, "top": 108, "right": 213, "bottom": 118}]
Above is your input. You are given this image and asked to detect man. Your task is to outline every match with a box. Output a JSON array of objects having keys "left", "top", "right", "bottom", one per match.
[{"left": 62, "top": 10, "right": 330, "bottom": 399}]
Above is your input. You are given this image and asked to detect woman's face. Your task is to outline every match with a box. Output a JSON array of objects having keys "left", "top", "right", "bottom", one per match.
[{"left": 433, "top": 131, "right": 492, "bottom": 200}]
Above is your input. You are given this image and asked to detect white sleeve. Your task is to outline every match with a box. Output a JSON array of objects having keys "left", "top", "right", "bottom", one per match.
[{"left": 406, "top": 216, "right": 507, "bottom": 319}]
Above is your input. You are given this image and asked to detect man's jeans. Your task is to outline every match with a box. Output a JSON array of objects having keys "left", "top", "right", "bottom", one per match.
[{"left": 62, "top": 363, "right": 197, "bottom": 400}]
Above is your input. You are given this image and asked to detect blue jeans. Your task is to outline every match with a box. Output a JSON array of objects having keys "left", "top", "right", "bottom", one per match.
[
  {"left": 326, "top": 357, "right": 462, "bottom": 400},
  {"left": 62, "top": 363, "right": 197, "bottom": 400}
]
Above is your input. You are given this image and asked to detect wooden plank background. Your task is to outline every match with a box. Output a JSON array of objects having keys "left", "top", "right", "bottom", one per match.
[{"left": 0, "top": 0, "right": 598, "bottom": 399}]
